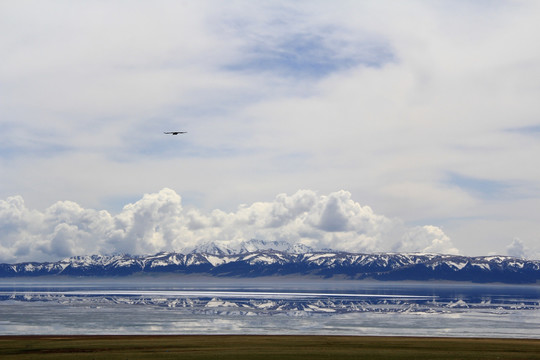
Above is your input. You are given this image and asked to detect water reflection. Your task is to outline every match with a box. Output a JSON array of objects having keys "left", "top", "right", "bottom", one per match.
[{"left": 0, "top": 278, "right": 539, "bottom": 337}]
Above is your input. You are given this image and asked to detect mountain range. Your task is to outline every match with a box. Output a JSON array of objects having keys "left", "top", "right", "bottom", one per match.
[{"left": 1, "top": 240, "right": 539, "bottom": 283}]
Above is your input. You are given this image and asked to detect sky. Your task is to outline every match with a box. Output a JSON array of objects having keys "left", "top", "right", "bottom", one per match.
[{"left": 1, "top": 1, "right": 540, "bottom": 263}]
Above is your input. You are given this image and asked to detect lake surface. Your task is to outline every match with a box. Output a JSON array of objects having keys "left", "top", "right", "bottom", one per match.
[{"left": 0, "top": 276, "right": 539, "bottom": 338}]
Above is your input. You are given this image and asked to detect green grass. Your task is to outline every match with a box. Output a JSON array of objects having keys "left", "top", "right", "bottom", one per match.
[{"left": 1, "top": 335, "right": 539, "bottom": 359}]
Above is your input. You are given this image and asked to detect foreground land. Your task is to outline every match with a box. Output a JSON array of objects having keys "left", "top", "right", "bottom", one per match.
[{"left": 1, "top": 335, "right": 540, "bottom": 359}]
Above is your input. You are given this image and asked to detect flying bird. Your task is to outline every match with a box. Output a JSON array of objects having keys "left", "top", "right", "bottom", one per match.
[{"left": 164, "top": 131, "right": 187, "bottom": 135}]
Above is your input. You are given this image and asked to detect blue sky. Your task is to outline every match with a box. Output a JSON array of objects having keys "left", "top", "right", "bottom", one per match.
[{"left": 1, "top": 1, "right": 540, "bottom": 262}]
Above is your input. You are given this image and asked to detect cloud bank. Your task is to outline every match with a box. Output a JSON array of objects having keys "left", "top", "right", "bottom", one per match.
[{"left": 0, "top": 188, "right": 459, "bottom": 263}]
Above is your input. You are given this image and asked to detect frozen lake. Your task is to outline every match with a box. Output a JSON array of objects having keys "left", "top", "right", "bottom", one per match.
[{"left": 0, "top": 277, "right": 539, "bottom": 338}]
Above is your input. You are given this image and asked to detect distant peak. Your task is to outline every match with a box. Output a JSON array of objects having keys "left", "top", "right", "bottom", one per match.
[{"left": 186, "top": 239, "right": 315, "bottom": 255}]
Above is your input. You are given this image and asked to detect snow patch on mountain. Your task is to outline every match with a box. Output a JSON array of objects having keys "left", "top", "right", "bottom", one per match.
[
  {"left": 2, "top": 249, "right": 540, "bottom": 284},
  {"left": 185, "top": 239, "right": 314, "bottom": 255}
]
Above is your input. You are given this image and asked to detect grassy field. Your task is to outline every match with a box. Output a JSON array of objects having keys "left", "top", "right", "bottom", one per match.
[{"left": 1, "top": 335, "right": 539, "bottom": 359}]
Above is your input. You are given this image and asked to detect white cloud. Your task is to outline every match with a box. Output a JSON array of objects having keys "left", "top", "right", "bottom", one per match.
[
  {"left": 399, "top": 225, "right": 458, "bottom": 255},
  {"left": 505, "top": 237, "right": 539, "bottom": 260},
  {"left": 506, "top": 238, "right": 527, "bottom": 259},
  {"left": 0, "top": 188, "right": 459, "bottom": 263}
]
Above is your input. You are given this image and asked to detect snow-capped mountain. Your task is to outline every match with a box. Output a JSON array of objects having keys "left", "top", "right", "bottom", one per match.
[
  {"left": 1, "top": 246, "right": 539, "bottom": 283},
  {"left": 184, "top": 239, "right": 314, "bottom": 255}
]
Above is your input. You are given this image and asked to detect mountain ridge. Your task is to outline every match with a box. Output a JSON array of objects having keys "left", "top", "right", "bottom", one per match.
[
  {"left": 182, "top": 239, "right": 315, "bottom": 255},
  {"left": 1, "top": 245, "right": 539, "bottom": 284}
]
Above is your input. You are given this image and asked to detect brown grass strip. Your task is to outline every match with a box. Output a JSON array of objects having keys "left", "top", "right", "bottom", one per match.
[{"left": 0, "top": 335, "right": 539, "bottom": 360}]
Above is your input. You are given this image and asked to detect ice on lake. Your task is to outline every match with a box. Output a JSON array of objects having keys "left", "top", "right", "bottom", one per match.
[{"left": 0, "top": 276, "right": 539, "bottom": 338}]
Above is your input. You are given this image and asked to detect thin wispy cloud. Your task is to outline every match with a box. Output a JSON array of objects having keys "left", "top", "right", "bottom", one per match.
[
  {"left": 446, "top": 173, "right": 512, "bottom": 200},
  {"left": 226, "top": 32, "right": 393, "bottom": 78},
  {"left": 506, "top": 125, "right": 540, "bottom": 135}
]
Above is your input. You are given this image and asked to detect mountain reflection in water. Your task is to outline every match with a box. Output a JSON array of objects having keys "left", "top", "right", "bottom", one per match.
[{"left": 0, "top": 277, "right": 539, "bottom": 337}]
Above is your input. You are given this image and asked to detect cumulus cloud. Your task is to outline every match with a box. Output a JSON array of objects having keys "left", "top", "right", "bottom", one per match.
[
  {"left": 0, "top": 188, "right": 459, "bottom": 263},
  {"left": 505, "top": 237, "right": 540, "bottom": 260}
]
